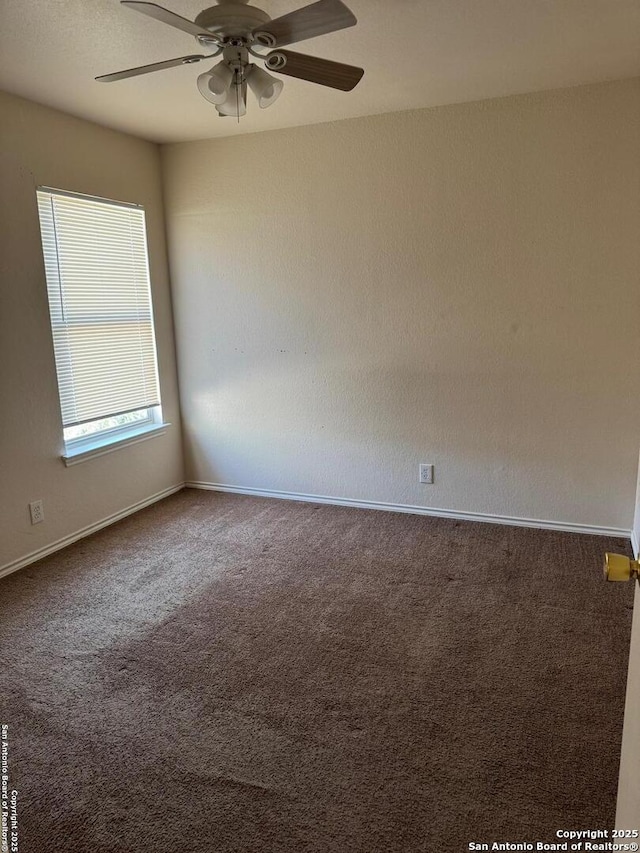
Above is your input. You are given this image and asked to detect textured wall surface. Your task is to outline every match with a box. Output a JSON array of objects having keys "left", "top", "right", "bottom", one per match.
[
  {"left": 163, "top": 78, "right": 640, "bottom": 530},
  {"left": 0, "top": 91, "right": 184, "bottom": 570}
]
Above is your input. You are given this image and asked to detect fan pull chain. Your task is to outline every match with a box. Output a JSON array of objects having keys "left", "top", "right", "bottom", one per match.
[{"left": 236, "top": 68, "right": 240, "bottom": 124}]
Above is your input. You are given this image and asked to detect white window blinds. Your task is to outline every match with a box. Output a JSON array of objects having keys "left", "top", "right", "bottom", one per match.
[{"left": 36, "top": 188, "right": 161, "bottom": 428}]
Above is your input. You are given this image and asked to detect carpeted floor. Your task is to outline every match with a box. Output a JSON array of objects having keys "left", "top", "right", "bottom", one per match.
[{"left": 0, "top": 489, "right": 634, "bottom": 852}]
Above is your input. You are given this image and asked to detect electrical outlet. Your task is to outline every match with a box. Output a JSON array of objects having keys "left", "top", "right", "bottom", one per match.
[
  {"left": 29, "top": 500, "right": 44, "bottom": 525},
  {"left": 419, "top": 464, "right": 434, "bottom": 484}
]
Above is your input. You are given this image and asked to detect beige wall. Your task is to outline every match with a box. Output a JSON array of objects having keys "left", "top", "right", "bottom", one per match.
[
  {"left": 616, "top": 465, "right": 640, "bottom": 827},
  {"left": 0, "top": 91, "right": 184, "bottom": 573},
  {"left": 162, "top": 78, "right": 640, "bottom": 531}
]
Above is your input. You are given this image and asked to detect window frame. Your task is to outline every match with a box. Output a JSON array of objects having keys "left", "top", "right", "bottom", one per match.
[
  {"left": 36, "top": 186, "right": 169, "bottom": 464},
  {"left": 62, "top": 406, "right": 167, "bottom": 466}
]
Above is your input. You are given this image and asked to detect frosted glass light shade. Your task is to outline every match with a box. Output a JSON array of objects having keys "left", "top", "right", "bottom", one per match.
[
  {"left": 247, "top": 64, "right": 283, "bottom": 109},
  {"left": 216, "top": 83, "right": 247, "bottom": 117},
  {"left": 197, "top": 61, "right": 233, "bottom": 105}
]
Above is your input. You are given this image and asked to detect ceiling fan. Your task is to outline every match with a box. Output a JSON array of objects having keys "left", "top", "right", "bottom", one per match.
[{"left": 97, "top": 0, "right": 364, "bottom": 118}]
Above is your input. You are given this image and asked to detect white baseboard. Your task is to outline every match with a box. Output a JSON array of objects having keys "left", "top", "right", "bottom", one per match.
[
  {"left": 0, "top": 483, "right": 184, "bottom": 580},
  {"left": 2, "top": 480, "right": 630, "bottom": 582},
  {"left": 186, "top": 481, "right": 631, "bottom": 540}
]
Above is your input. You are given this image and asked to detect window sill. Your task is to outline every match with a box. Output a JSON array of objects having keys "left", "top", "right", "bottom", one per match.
[{"left": 62, "top": 423, "right": 170, "bottom": 467}]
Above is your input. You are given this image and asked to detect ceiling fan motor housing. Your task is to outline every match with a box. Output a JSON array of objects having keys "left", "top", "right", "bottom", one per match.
[{"left": 194, "top": 3, "right": 271, "bottom": 37}]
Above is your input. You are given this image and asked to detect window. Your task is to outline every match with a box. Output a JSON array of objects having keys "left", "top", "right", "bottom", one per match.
[{"left": 36, "top": 187, "right": 166, "bottom": 464}]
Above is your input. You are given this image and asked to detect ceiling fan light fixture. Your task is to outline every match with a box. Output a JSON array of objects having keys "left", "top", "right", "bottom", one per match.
[
  {"left": 246, "top": 64, "right": 284, "bottom": 109},
  {"left": 197, "top": 60, "right": 233, "bottom": 105},
  {"left": 215, "top": 81, "right": 247, "bottom": 117},
  {"left": 99, "top": 0, "right": 365, "bottom": 118}
]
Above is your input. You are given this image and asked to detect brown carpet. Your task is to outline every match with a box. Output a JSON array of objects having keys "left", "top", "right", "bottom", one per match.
[{"left": 0, "top": 489, "right": 634, "bottom": 852}]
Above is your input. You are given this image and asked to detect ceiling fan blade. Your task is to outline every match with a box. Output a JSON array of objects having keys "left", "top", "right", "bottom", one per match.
[
  {"left": 266, "top": 50, "right": 363, "bottom": 91},
  {"left": 252, "top": 0, "right": 356, "bottom": 48},
  {"left": 96, "top": 54, "right": 207, "bottom": 82},
  {"left": 121, "top": 2, "right": 214, "bottom": 39}
]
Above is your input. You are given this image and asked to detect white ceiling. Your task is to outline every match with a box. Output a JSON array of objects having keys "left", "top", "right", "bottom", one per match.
[{"left": 1, "top": 0, "right": 639, "bottom": 143}]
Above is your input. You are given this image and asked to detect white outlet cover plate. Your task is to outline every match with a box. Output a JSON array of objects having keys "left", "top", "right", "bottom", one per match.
[
  {"left": 419, "top": 464, "right": 434, "bottom": 484},
  {"left": 29, "top": 500, "right": 44, "bottom": 524}
]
